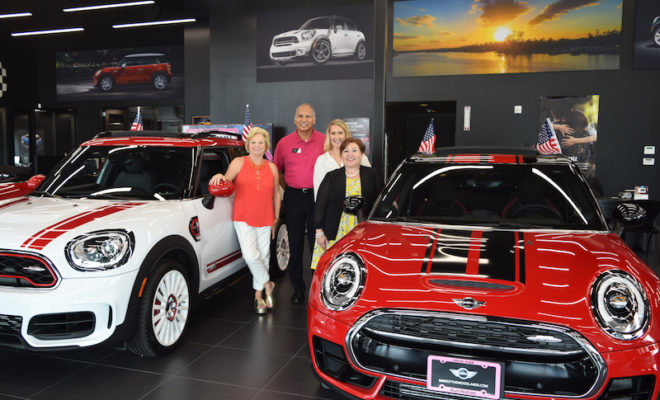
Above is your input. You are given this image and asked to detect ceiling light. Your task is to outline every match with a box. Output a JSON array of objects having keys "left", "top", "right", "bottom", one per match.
[
  {"left": 11, "top": 27, "right": 84, "bottom": 37},
  {"left": 113, "top": 18, "right": 196, "bottom": 29},
  {"left": 0, "top": 12, "right": 32, "bottom": 19},
  {"left": 63, "top": 1, "right": 155, "bottom": 12}
]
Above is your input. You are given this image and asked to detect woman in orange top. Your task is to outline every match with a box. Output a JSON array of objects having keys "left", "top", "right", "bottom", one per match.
[{"left": 210, "top": 127, "right": 280, "bottom": 314}]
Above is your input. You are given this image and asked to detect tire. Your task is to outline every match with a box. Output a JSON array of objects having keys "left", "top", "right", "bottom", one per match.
[
  {"left": 354, "top": 41, "right": 366, "bottom": 60},
  {"left": 654, "top": 28, "right": 660, "bottom": 47},
  {"left": 128, "top": 259, "right": 191, "bottom": 356},
  {"left": 311, "top": 39, "right": 332, "bottom": 64},
  {"left": 99, "top": 75, "right": 114, "bottom": 91},
  {"left": 153, "top": 73, "right": 169, "bottom": 90},
  {"left": 269, "top": 219, "right": 290, "bottom": 279}
]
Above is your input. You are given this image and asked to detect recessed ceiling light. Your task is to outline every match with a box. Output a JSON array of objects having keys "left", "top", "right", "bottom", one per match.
[
  {"left": 0, "top": 12, "right": 32, "bottom": 19},
  {"left": 63, "top": 1, "right": 155, "bottom": 12},
  {"left": 11, "top": 27, "right": 85, "bottom": 37},
  {"left": 113, "top": 18, "right": 196, "bottom": 29}
]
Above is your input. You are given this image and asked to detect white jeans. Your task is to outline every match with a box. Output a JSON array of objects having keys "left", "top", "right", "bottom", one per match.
[{"left": 233, "top": 221, "right": 271, "bottom": 291}]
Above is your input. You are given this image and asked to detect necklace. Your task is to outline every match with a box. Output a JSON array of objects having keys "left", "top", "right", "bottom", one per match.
[{"left": 345, "top": 169, "right": 360, "bottom": 178}]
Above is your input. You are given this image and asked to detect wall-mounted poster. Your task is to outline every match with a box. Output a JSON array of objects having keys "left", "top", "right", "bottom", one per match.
[
  {"left": 539, "top": 95, "right": 599, "bottom": 181},
  {"left": 633, "top": 0, "right": 660, "bottom": 69},
  {"left": 56, "top": 46, "right": 184, "bottom": 101},
  {"left": 256, "top": 4, "right": 374, "bottom": 82},
  {"left": 393, "top": 0, "right": 622, "bottom": 77},
  {"left": 344, "top": 117, "right": 371, "bottom": 159}
]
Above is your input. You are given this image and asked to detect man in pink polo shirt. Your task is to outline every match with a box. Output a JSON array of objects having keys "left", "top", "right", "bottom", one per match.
[{"left": 274, "top": 103, "right": 325, "bottom": 304}]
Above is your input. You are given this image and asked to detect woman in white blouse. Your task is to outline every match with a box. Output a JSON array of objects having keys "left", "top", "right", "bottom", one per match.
[{"left": 313, "top": 119, "right": 371, "bottom": 200}]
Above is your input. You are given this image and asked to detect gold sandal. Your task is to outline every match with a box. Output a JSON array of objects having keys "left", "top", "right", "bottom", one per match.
[
  {"left": 254, "top": 298, "right": 267, "bottom": 315},
  {"left": 265, "top": 282, "right": 276, "bottom": 310}
]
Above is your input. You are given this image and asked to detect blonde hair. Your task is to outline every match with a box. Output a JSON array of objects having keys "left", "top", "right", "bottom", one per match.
[
  {"left": 324, "top": 119, "right": 352, "bottom": 151},
  {"left": 245, "top": 127, "right": 270, "bottom": 152}
]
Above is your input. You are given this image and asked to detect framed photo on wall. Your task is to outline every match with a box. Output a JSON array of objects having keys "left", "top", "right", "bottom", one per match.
[
  {"left": 632, "top": 0, "right": 660, "bottom": 69},
  {"left": 539, "top": 95, "right": 600, "bottom": 181},
  {"left": 393, "top": 0, "right": 622, "bottom": 77},
  {"left": 256, "top": 4, "right": 374, "bottom": 82}
]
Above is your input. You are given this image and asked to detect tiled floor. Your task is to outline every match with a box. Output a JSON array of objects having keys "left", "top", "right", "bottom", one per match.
[
  {"left": 0, "top": 266, "right": 344, "bottom": 400},
  {"left": 1, "top": 243, "right": 658, "bottom": 400}
]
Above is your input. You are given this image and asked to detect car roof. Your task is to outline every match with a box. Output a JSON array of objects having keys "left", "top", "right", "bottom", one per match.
[
  {"left": 407, "top": 146, "right": 573, "bottom": 165},
  {"left": 81, "top": 130, "right": 243, "bottom": 148}
]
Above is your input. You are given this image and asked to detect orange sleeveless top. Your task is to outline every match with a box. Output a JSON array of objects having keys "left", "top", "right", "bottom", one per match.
[{"left": 233, "top": 156, "right": 275, "bottom": 227}]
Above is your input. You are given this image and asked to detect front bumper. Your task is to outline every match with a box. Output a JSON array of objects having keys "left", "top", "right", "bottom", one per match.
[
  {"left": 269, "top": 42, "right": 311, "bottom": 61},
  {"left": 0, "top": 271, "right": 137, "bottom": 350},
  {"left": 308, "top": 305, "right": 660, "bottom": 400}
]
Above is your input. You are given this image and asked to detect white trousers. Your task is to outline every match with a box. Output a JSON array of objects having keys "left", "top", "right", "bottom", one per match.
[{"left": 233, "top": 221, "right": 271, "bottom": 291}]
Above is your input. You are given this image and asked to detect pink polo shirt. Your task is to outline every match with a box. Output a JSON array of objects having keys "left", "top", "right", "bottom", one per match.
[{"left": 274, "top": 130, "right": 325, "bottom": 189}]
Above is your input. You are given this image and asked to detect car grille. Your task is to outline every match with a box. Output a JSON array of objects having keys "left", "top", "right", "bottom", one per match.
[
  {"left": 0, "top": 314, "right": 22, "bottom": 335},
  {"left": 272, "top": 51, "right": 297, "bottom": 58},
  {"left": 0, "top": 252, "right": 58, "bottom": 288},
  {"left": 273, "top": 36, "right": 298, "bottom": 46},
  {"left": 348, "top": 310, "right": 606, "bottom": 398}
]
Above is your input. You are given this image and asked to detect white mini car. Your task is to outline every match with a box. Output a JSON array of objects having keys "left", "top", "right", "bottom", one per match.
[
  {"left": 269, "top": 15, "right": 366, "bottom": 65},
  {"left": 0, "top": 131, "right": 289, "bottom": 356}
]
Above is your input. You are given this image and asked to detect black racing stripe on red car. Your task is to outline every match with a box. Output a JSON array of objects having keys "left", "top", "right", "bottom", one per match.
[
  {"left": 477, "top": 231, "right": 517, "bottom": 282},
  {"left": 518, "top": 234, "right": 526, "bottom": 284},
  {"left": 428, "top": 229, "right": 473, "bottom": 275},
  {"left": 421, "top": 228, "right": 441, "bottom": 273},
  {"left": 427, "top": 230, "right": 522, "bottom": 283}
]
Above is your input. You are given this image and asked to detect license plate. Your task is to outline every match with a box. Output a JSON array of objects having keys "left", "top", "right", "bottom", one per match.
[{"left": 426, "top": 355, "right": 503, "bottom": 399}]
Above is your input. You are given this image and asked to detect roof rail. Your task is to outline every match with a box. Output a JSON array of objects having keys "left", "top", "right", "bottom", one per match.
[
  {"left": 92, "top": 130, "right": 186, "bottom": 139},
  {"left": 188, "top": 130, "right": 243, "bottom": 141}
]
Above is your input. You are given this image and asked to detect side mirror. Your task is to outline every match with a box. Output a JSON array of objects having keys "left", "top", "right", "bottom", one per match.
[
  {"left": 27, "top": 174, "right": 46, "bottom": 190},
  {"left": 209, "top": 181, "right": 234, "bottom": 197},
  {"left": 202, "top": 181, "right": 235, "bottom": 210}
]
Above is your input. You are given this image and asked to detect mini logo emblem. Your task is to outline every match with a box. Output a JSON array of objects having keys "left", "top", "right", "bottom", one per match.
[
  {"left": 450, "top": 368, "right": 478, "bottom": 380},
  {"left": 452, "top": 297, "right": 485, "bottom": 310},
  {"left": 527, "top": 335, "right": 562, "bottom": 343}
]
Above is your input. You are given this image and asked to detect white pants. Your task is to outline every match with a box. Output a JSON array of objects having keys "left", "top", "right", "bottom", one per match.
[{"left": 233, "top": 221, "right": 271, "bottom": 291}]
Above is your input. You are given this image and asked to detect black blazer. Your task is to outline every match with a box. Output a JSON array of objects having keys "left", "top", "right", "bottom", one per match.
[{"left": 314, "top": 166, "right": 381, "bottom": 241}]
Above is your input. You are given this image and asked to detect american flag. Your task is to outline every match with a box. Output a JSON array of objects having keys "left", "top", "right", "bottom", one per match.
[
  {"left": 537, "top": 118, "right": 561, "bottom": 155},
  {"left": 130, "top": 108, "right": 143, "bottom": 131},
  {"left": 418, "top": 118, "right": 436, "bottom": 154},
  {"left": 242, "top": 104, "right": 252, "bottom": 143}
]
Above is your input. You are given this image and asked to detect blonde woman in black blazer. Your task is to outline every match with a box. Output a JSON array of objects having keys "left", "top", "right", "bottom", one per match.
[{"left": 311, "top": 138, "right": 380, "bottom": 269}]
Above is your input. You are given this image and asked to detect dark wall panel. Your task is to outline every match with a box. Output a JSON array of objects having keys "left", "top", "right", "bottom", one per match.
[{"left": 208, "top": 1, "right": 374, "bottom": 145}]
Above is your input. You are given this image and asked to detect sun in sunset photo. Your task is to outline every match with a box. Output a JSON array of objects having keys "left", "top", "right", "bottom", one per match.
[{"left": 494, "top": 27, "right": 512, "bottom": 42}]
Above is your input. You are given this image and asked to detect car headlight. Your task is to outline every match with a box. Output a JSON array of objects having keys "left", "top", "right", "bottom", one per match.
[
  {"left": 301, "top": 30, "right": 315, "bottom": 40},
  {"left": 94, "top": 70, "right": 101, "bottom": 77},
  {"left": 66, "top": 230, "right": 134, "bottom": 271},
  {"left": 321, "top": 252, "right": 366, "bottom": 311},
  {"left": 591, "top": 270, "right": 649, "bottom": 340}
]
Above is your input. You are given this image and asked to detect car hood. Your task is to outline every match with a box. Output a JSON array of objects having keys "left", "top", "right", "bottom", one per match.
[
  {"left": 310, "top": 221, "right": 660, "bottom": 350},
  {"left": 274, "top": 30, "right": 316, "bottom": 38},
  {"left": 0, "top": 197, "right": 148, "bottom": 251}
]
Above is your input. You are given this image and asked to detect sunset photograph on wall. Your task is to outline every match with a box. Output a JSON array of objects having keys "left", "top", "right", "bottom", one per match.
[{"left": 393, "top": 0, "right": 623, "bottom": 77}]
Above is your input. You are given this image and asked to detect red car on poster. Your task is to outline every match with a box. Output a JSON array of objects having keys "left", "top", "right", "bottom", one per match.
[{"left": 308, "top": 148, "right": 659, "bottom": 400}]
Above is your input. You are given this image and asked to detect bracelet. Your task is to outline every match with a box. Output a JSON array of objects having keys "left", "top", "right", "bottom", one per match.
[{"left": 315, "top": 231, "right": 325, "bottom": 238}]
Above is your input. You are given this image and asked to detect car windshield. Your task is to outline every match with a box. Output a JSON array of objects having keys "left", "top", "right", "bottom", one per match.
[
  {"left": 300, "top": 17, "right": 332, "bottom": 30},
  {"left": 371, "top": 161, "right": 607, "bottom": 231},
  {"left": 33, "top": 145, "right": 194, "bottom": 200}
]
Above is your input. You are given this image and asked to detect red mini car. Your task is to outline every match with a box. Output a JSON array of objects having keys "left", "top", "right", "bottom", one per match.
[
  {"left": 93, "top": 53, "right": 172, "bottom": 91},
  {"left": 308, "top": 148, "right": 659, "bottom": 400}
]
